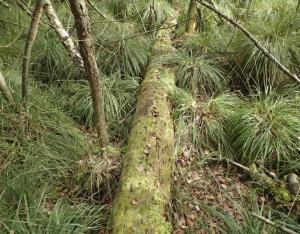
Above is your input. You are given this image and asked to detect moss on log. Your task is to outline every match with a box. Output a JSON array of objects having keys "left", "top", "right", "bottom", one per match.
[
  {"left": 249, "top": 165, "right": 300, "bottom": 206},
  {"left": 111, "top": 17, "right": 177, "bottom": 234}
]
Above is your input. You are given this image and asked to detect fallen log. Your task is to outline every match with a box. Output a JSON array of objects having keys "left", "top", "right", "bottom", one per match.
[{"left": 111, "top": 16, "right": 177, "bottom": 233}]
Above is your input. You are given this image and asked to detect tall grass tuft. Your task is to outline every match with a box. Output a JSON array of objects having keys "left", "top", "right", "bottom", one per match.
[
  {"left": 229, "top": 94, "right": 300, "bottom": 174},
  {"left": 55, "top": 74, "right": 140, "bottom": 130},
  {"left": 172, "top": 88, "right": 241, "bottom": 155},
  {"left": 230, "top": 0, "right": 300, "bottom": 88}
]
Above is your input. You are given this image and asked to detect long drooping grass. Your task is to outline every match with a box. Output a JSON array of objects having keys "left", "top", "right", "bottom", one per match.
[
  {"left": 201, "top": 202, "right": 300, "bottom": 234},
  {"left": 230, "top": 0, "right": 300, "bottom": 87},
  {"left": 0, "top": 193, "right": 107, "bottom": 233},
  {"left": 0, "top": 70, "right": 107, "bottom": 232},
  {"left": 175, "top": 49, "right": 225, "bottom": 95},
  {"left": 94, "top": 21, "right": 150, "bottom": 77},
  {"left": 31, "top": 31, "right": 81, "bottom": 83},
  {"left": 172, "top": 88, "right": 241, "bottom": 155},
  {"left": 55, "top": 74, "right": 140, "bottom": 130},
  {"left": 109, "top": 0, "right": 175, "bottom": 30},
  {"left": 229, "top": 94, "right": 300, "bottom": 174}
]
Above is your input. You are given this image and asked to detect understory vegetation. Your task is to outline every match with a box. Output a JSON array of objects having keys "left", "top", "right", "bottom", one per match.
[{"left": 1, "top": 0, "right": 300, "bottom": 233}]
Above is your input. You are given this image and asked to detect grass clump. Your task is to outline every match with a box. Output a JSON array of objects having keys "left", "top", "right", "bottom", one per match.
[
  {"left": 0, "top": 70, "right": 107, "bottom": 232},
  {"left": 172, "top": 88, "right": 241, "bottom": 155},
  {"left": 229, "top": 94, "right": 300, "bottom": 174},
  {"left": 55, "top": 74, "right": 140, "bottom": 131},
  {"left": 230, "top": 1, "right": 300, "bottom": 87},
  {"left": 94, "top": 21, "right": 150, "bottom": 77},
  {"left": 175, "top": 49, "right": 225, "bottom": 95}
]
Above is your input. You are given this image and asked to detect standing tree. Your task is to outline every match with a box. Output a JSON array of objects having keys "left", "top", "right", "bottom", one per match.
[
  {"left": 185, "top": 0, "right": 198, "bottom": 34},
  {"left": 69, "top": 0, "right": 109, "bottom": 147},
  {"left": 22, "top": 0, "right": 43, "bottom": 104}
]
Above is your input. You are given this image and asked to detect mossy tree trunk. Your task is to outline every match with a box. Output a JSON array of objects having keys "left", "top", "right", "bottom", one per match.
[
  {"left": 69, "top": 0, "right": 109, "bottom": 147},
  {"left": 185, "top": 0, "right": 198, "bottom": 34},
  {"left": 111, "top": 17, "right": 177, "bottom": 234}
]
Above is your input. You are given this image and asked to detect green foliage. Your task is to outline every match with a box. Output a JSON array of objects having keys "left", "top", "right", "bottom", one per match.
[
  {"left": 109, "top": 0, "right": 175, "bottom": 30},
  {"left": 175, "top": 48, "right": 225, "bottom": 95},
  {"left": 95, "top": 21, "right": 150, "bottom": 77},
  {"left": 230, "top": 0, "right": 300, "bottom": 87},
  {"left": 229, "top": 94, "right": 300, "bottom": 173},
  {"left": 201, "top": 198, "right": 300, "bottom": 234},
  {"left": 172, "top": 88, "right": 241, "bottom": 155},
  {"left": 0, "top": 194, "right": 106, "bottom": 234},
  {"left": 55, "top": 74, "right": 140, "bottom": 130},
  {"left": 31, "top": 31, "right": 81, "bottom": 83},
  {"left": 0, "top": 6, "right": 28, "bottom": 66},
  {"left": 0, "top": 71, "right": 107, "bottom": 232}
]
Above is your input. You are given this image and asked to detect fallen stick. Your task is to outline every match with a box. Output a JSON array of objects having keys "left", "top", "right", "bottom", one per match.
[
  {"left": 251, "top": 212, "right": 297, "bottom": 234},
  {"left": 209, "top": 158, "right": 299, "bottom": 205}
]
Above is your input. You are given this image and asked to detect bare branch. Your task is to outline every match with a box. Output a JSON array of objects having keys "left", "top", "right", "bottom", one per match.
[
  {"left": 196, "top": 0, "right": 300, "bottom": 84},
  {"left": 22, "top": 0, "right": 43, "bottom": 104},
  {"left": 43, "top": 0, "right": 84, "bottom": 69},
  {"left": 0, "top": 71, "right": 14, "bottom": 103},
  {"left": 251, "top": 213, "right": 298, "bottom": 234}
]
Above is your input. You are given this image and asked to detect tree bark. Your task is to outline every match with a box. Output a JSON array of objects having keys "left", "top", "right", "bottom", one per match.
[
  {"left": 111, "top": 17, "right": 177, "bottom": 234},
  {"left": 69, "top": 0, "right": 109, "bottom": 147},
  {"left": 185, "top": 0, "right": 198, "bottom": 34},
  {"left": 196, "top": 0, "right": 300, "bottom": 84},
  {"left": 43, "top": 0, "right": 84, "bottom": 69},
  {"left": 22, "top": 0, "right": 43, "bottom": 104},
  {"left": 0, "top": 71, "right": 14, "bottom": 103}
]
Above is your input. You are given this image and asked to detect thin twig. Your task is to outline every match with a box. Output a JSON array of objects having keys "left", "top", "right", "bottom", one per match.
[
  {"left": 86, "top": 0, "right": 108, "bottom": 19},
  {"left": 251, "top": 212, "right": 297, "bottom": 234},
  {"left": 0, "top": 0, "right": 10, "bottom": 10},
  {"left": 96, "top": 16, "right": 198, "bottom": 47}
]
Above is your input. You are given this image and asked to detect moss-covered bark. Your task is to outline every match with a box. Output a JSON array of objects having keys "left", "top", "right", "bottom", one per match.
[
  {"left": 250, "top": 165, "right": 300, "bottom": 206},
  {"left": 111, "top": 17, "right": 177, "bottom": 234},
  {"left": 186, "top": 0, "right": 198, "bottom": 34}
]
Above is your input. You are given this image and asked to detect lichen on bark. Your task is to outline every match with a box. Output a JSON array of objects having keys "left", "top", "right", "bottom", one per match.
[{"left": 111, "top": 17, "right": 177, "bottom": 234}]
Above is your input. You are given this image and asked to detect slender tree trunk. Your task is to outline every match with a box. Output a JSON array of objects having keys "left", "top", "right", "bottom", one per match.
[
  {"left": 0, "top": 71, "right": 14, "bottom": 103},
  {"left": 186, "top": 0, "right": 198, "bottom": 34},
  {"left": 69, "top": 0, "right": 109, "bottom": 147},
  {"left": 43, "top": 0, "right": 84, "bottom": 69},
  {"left": 111, "top": 16, "right": 177, "bottom": 234},
  {"left": 22, "top": 0, "right": 43, "bottom": 104}
]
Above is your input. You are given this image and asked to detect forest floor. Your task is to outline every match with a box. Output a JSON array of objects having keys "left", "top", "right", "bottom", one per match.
[{"left": 172, "top": 149, "right": 251, "bottom": 233}]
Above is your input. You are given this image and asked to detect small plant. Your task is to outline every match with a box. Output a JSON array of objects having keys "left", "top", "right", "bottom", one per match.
[{"left": 95, "top": 21, "right": 150, "bottom": 77}]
